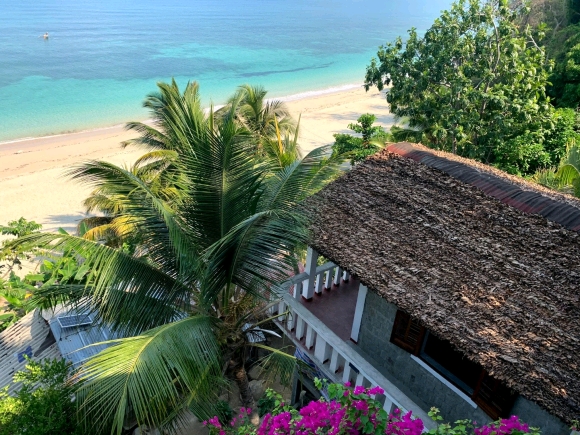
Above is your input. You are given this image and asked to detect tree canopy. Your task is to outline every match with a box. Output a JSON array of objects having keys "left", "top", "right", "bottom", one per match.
[{"left": 364, "top": 0, "right": 557, "bottom": 175}]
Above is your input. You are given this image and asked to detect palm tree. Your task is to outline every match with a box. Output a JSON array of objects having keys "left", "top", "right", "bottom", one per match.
[
  {"left": 15, "top": 80, "right": 344, "bottom": 434},
  {"left": 219, "top": 84, "right": 295, "bottom": 152}
]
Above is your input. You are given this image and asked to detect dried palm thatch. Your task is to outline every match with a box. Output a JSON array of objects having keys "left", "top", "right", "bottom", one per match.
[{"left": 303, "top": 144, "right": 580, "bottom": 425}]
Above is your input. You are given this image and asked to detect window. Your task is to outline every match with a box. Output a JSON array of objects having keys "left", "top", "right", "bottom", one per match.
[
  {"left": 421, "top": 331, "right": 482, "bottom": 394},
  {"left": 390, "top": 310, "right": 517, "bottom": 420},
  {"left": 390, "top": 310, "right": 425, "bottom": 355}
]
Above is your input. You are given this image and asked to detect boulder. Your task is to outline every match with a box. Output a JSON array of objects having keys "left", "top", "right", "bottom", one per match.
[
  {"left": 247, "top": 364, "right": 264, "bottom": 380},
  {"left": 249, "top": 379, "right": 266, "bottom": 401}
]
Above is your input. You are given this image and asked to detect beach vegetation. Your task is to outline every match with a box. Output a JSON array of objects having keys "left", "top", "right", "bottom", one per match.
[
  {"left": 0, "top": 223, "right": 91, "bottom": 331},
  {"left": 9, "top": 80, "right": 346, "bottom": 434},
  {"left": 332, "top": 113, "right": 390, "bottom": 164},
  {"left": 0, "top": 218, "right": 42, "bottom": 277}
]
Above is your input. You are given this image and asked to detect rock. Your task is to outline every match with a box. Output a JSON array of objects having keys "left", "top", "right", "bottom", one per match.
[
  {"left": 247, "top": 364, "right": 264, "bottom": 380},
  {"left": 229, "top": 383, "right": 242, "bottom": 409},
  {"left": 249, "top": 379, "right": 266, "bottom": 401},
  {"left": 173, "top": 411, "right": 209, "bottom": 435},
  {"left": 133, "top": 426, "right": 160, "bottom": 435}
]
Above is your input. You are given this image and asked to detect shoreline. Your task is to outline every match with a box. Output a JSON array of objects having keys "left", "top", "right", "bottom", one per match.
[
  {"left": 0, "top": 85, "right": 393, "bottom": 234},
  {"left": 0, "top": 82, "right": 363, "bottom": 148}
]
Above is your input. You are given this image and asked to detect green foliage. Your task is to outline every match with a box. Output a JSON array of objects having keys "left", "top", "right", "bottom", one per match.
[
  {"left": 546, "top": 24, "right": 580, "bottom": 107},
  {"left": 425, "top": 408, "right": 541, "bottom": 435},
  {"left": 257, "top": 389, "right": 280, "bottom": 417},
  {"left": 364, "top": 0, "right": 555, "bottom": 175},
  {"left": 215, "top": 400, "right": 234, "bottom": 424},
  {"left": 0, "top": 223, "right": 91, "bottom": 332},
  {"left": 0, "top": 218, "right": 42, "bottom": 277},
  {"left": 0, "top": 218, "right": 42, "bottom": 238},
  {"left": 0, "top": 358, "right": 81, "bottom": 435},
  {"left": 532, "top": 142, "right": 580, "bottom": 196},
  {"left": 332, "top": 113, "right": 389, "bottom": 164},
  {"left": 0, "top": 273, "right": 35, "bottom": 331},
  {"left": 494, "top": 107, "right": 580, "bottom": 175}
]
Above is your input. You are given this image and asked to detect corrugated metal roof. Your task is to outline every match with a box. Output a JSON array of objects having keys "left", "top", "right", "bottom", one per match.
[
  {"left": 48, "top": 310, "right": 118, "bottom": 368},
  {"left": 387, "top": 142, "right": 580, "bottom": 232},
  {"left": 0, "top": 309, "right": 62, "bottom": 394}
]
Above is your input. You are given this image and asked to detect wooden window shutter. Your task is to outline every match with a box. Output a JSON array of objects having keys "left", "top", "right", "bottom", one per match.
[
  {"left": 472, "top": 371, "right": 517, "bottom": 420},
  {"left": 390, "top": 310, "right": 425, "bottom": 355}
]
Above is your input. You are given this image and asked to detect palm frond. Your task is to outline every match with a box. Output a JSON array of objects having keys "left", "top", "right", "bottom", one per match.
[
  {"left": 249, "top": 343, "right": 298, "bottom": 387},
  {"left": 76, "top": 316, "right": 221, "bottom": 435},
  {"left": 11, "top": 233, "right": 193, "bottom": 334},
  {"left": 260, "top": 144, "right": 345, "bottom": 211}
]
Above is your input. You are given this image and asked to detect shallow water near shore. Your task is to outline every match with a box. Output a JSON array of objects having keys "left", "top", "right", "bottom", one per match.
[{"left": 0, "top": 0, "right": 451, "bottom": 142}]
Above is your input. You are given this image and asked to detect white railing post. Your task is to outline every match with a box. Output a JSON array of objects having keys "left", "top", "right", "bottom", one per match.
[
  {"left": 305, "top": 325, "right": 316, "bottom": 349},
  {"left": 303, "top": 247, "right": 319, "bottom": 300},
  {"left": 277, "top": 301, "right": 286, "bottom": 322},
  {"left": 333, "top": 266, "right": 342, "bottom": 286},
  {"left": 295, "top": 317, "right": 306, "bottom": 340},
  {"left": 324, "top": 270, "right": 332, "bottom": 290},
  {"left": 314, "top": 272, "right": 323, "bottom": 295},
  {"left": 382, "top": 397, "right": 394, "bottom": 414},
  {"left": 342, "top": 363, "right": 352, "bottom": 384},
  {"left": 329, "top": 349, "right": 344, "bottom": 373},
  {"left": 293, "top": 281, "right": 301, "bottom": 299},
  {"left": 355, "top": 372, "right": 365, "bottom": 387},
  {"left": 343, "top": 270, "right": 350, "bottom": 282},
  {"left": 287, "top": 309, "right": 295, "bottom": 330},
  {"left": 350, "top": 284, "right": 368, "bottom": 343},
  {"left": 314, "top": 336, "right": 332, "bottom": 363}
]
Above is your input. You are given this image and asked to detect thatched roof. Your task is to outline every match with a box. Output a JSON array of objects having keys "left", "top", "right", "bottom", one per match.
[{"left": 304, "top": 143, "right": 580, "bottom": 424}]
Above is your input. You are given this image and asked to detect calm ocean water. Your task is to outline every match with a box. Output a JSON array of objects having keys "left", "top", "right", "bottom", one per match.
[{"left": 0, "top": 0, "right": 451, "bottom": 142}]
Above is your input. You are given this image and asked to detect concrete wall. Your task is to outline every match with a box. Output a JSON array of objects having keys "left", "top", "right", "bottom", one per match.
[
  {"left": 511, "top": 396, "right": 570, "bottom": 435},
  {"left": 357, "top": 291, "right": 569, "bottom": 435}
]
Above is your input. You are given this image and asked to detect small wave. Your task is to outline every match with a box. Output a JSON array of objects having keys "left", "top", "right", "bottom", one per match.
[
  {"left": 0, "top": 83, "right": 362, "bottom": 146},
  {"left": 276, "top": 83, "right": 362, "bottom": 102}
]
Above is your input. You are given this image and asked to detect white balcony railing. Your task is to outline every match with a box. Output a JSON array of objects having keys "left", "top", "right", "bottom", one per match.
[{"left": 273, "top": 266, "right": 436, "bottom": 430}]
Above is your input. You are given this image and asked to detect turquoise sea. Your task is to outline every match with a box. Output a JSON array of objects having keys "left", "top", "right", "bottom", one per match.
[{"left": 0, "top": 0, "right": 451, "bottom": 142}]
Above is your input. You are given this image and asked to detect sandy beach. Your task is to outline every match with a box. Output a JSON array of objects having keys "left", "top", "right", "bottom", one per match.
[{"left": 0, "top": 86, "right": 393, "bottom": 234}]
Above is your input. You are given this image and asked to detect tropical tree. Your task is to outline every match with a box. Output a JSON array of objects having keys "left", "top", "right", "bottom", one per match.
[
  {"left": 219, "top": 84, "right": 296, "bottom": 152},
  {"left": 364, "top": 0, "right": 555, "bottom": 175},
  {"left": 11, "top": 80, "right": 344, "bottom": 434}
]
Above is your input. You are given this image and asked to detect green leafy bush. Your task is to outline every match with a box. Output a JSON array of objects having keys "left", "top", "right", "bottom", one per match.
[{"left": 0, "top": 359, "right": 81, "bottom": 435}]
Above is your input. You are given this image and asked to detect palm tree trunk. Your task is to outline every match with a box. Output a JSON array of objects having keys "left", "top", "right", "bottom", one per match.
[{"left": 230, "top": 358, "right": 254, "bottom": 408}]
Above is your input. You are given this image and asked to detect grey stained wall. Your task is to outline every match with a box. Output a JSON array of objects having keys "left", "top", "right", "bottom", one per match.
[{"left": 357, "top": 291, "right": 570, "bottom": 435}]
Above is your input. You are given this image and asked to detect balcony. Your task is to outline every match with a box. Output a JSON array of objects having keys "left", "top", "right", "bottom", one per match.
[{"left": 272, "top": 248, "right": 435, "bottom": 429}]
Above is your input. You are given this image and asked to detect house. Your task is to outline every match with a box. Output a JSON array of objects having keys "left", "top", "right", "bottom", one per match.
[
  {"left": 0, "top": 309, "right": 62, "bottom": 393},
  {"left": 0, "top": 306, "right": 117, "bottom": 392},
  {"left": 273, "top": 143, "right": 580, "bottom": 435}
]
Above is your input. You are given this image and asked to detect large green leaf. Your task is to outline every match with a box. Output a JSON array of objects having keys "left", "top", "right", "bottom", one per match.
[
  {"left": 555, "top": 162, "right": 580, "bottom": 186},
  {"left": 76, "top": 316, "right": 221, "bottom": 435},
  {"left": 11, "top": 233, "right": 193, "bottom": 334}
]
